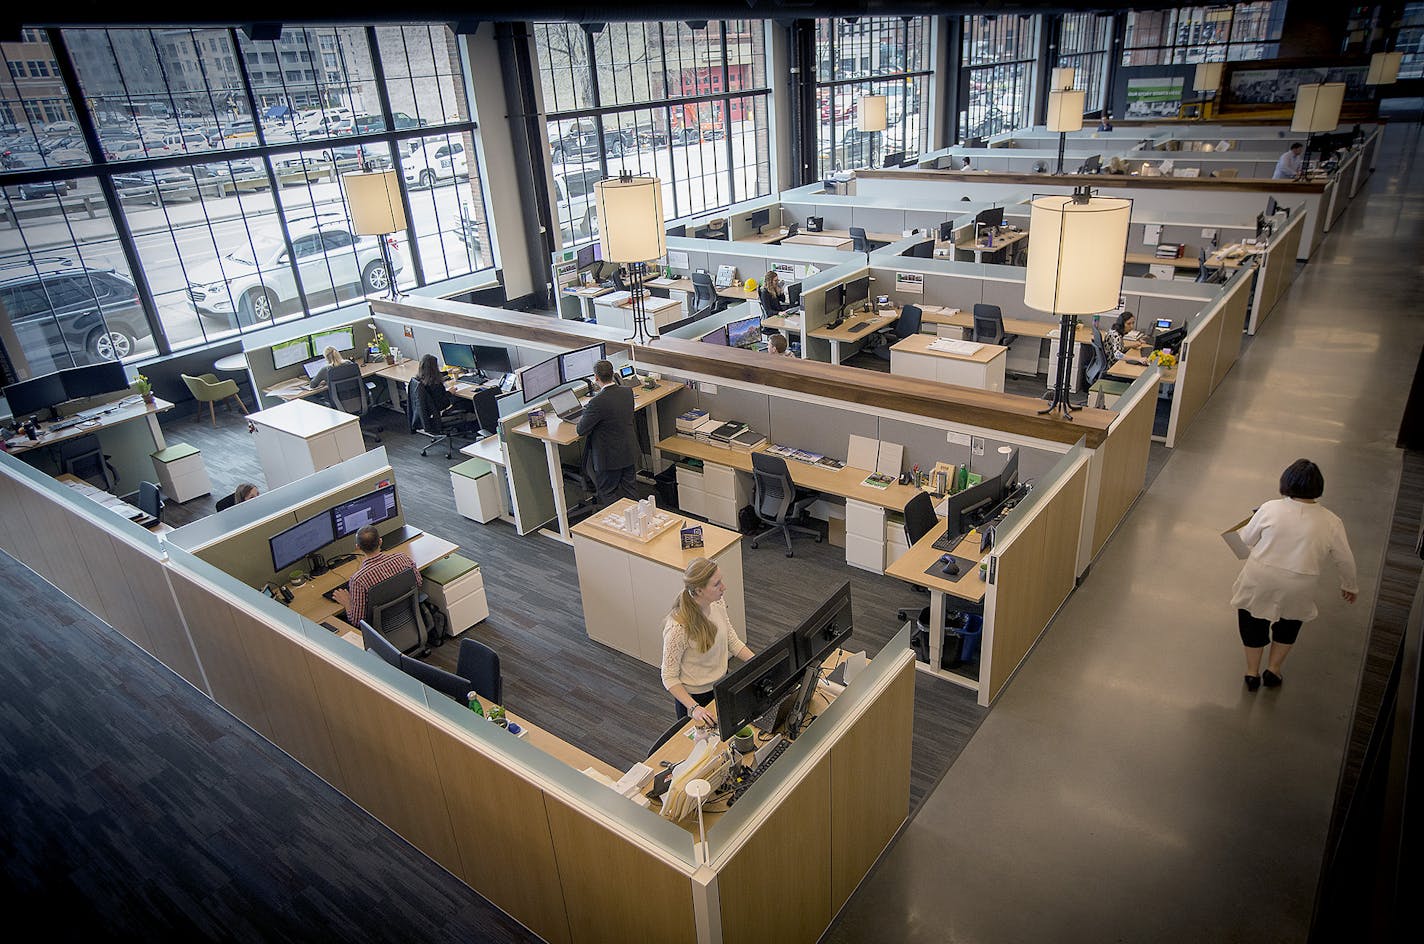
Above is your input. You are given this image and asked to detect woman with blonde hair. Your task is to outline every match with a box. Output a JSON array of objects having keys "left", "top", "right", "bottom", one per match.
[
  {"left": 758, "top": 268, "right": 789, "bottom": 320},
  {"left": 306, "top": 345, "right": 347, "bottom": 389},
  {"left": 661, "top": 557, "right": 755, "bottom": 725}
]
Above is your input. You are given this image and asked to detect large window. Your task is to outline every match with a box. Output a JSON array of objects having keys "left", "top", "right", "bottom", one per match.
[
  {"left": 961, "top": 15, "right": 1042, "bottom": 141},
  {"left": 1399, "top": 3, "right": 1424, "bottom": 81},
  {"left": 1123, "top": 2, "right": 1287, "bottom": 65},
  {"left": 0, "top": 23, "right": 492, "bottom": 376},
  {"left": 1058, "top": 13, "right": 1114, "bottom": 115},
  {"left": 534, "top": 20, "right": 771, "bottom": 245},
  {"left": 814, "top": 17, "right": 933, "bottom": 176}
]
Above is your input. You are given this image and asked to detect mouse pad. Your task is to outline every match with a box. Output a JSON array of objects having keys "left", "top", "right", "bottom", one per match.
[{"left": 922, "top": 554, "right": 979, "bottom": 582}]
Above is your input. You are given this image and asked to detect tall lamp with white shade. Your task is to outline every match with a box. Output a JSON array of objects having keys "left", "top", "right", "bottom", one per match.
[
  {"left": 1366, "top": 51, "right": 1403, "bottom": 90},
  {"left": 343, "top": 169, "right": 405, "bottom": 299},
  {"left": 1046, "top": 88, "right": 1085, "bottom": 174},
  {"left": 858, "top": 94, "right": 887, "bottom": 168},
  {"left": 1025, "top": 189, "right": 1131, "bottom": 418},
  {"left": 595, "top": 174, "right": 666, "bottom": 345},
  {"left": 1291, "top": 82, "right": 1346, "bottom": 172},
  {"left": 1193, "top": 63, "right": 1223, "bottom": 119}
]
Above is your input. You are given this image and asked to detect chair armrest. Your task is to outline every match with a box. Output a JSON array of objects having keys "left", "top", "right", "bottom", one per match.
[{"left": 1001, "top": 333, "right": 1019, "bottom": 347}]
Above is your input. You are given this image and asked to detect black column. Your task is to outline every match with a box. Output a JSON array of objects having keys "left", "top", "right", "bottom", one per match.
[
  {"left": 495, "top": 22, "right": 557, "bottom": 308},
  {"left": 787, "top": 19, "right": 817, "bottom": 188}
]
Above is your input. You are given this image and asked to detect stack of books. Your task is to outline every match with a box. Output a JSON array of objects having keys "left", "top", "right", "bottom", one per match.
[
  {"left": 1155, "top": 243, "right": 1184, "bottom": 259},
  {"left": 730, "top": 428, "right": 766, "bottom": 452},
  {"left": 676, "top": 408, "right": 709, "bottom": 434},
  {"left": 709, "top": 421, "right": 746, "bottom": 444},
  {"left": 692, "top": 418, "right": 723, "bottom": 443}
]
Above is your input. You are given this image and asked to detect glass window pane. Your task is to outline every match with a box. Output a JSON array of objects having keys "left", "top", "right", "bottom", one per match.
[
  {"left": 375, "top": 24, "right": 467, "bottom": 130},
  {"left": 399, "top": 131, "right": 486, "bottom": 282},
  {"left": 0, "top": 32, "right": 89, "bottom": 171}
]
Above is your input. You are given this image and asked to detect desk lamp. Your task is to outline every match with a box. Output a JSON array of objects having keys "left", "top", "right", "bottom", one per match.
[
  {"left": 1025, "top": 186, "right": 1130, "bottom": 419},
  {"left": 858, "top": 94, "right": 887, "bottom": 170},
  {"left": 1290, "top": 83, "right": 1345, "bottom": 175},
  {"left": 1046, "top": 88, "right": 1085, "bottom": 175},
  {"left": 1192, "top": 63, "right": 1223, "bottom": 121},
  {"left": 343, "top": 169, "right": 406, "bottom": 300},
  {"left": 595, "top": 174, "right": 666, "bottom": 346}
]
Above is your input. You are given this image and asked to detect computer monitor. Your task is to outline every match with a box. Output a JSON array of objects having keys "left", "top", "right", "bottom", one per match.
[
  {"left": 559, "top": 343, "right": 605, "bottom": 384},
  {"left": 310, "top": 328, "right": 354, "bottom": 353},
  {"left": 882, "top": 150, "right": 906, "bottom": 168},
  {"left": 1255, "top": 213, "right": 1267, "bottom": 238},
  {"left": 331, "top": 483, "right": 398, "bottom": 539},
  {"left": 666, "top": 223, "right": 687, "bottom": 238},
  {"left": 1078, "top": 154, "right": 1102, "bottom": 174},
  {"left": 786, "top": 282, "right": 802, "bottom": 308},
  {"left": 700, "top": 325, "right": 730, "bottom": 346},
  {"left": 271, "top": 336, "right": 312, "bottom": 370},
  {"left": 748, "top": 207, "right": 771, "bottom": 232},
  {"left": 907, "top": 238, "right": 934, "bottom": 259},
  {"left": 726, "top": 315, "right": 761, "bottom": 349},
  {"left": 595, "top": 260, "right": 620, "bottom": 283},
  {"left": 576, "top": 244, "right": 596, "bottom": 270},
  {"left": 472, "top": 344, "right": 512, "bottom": 376},
  {"left": 842, "top": 276, "right": 871, "bottom": 309},
  {"left": 1154, "top": 317, "right": 1173, "bottom": 332},
  {"left": 943, "top": 474, "right": 1003, "bottom": 546},
  {"left": 521, "top": 355, "right": 562, "bottom": 403},
  {"left": 60, "top": 362, "right": 129, "bottom": 401},
  {"left": 792, "top": 581, "right": 853, "bottom": 670},
  {"left": 269, "top": 510, "right": 337, "bottom": 573},
  {"left": 1265, "top": 196, "right": 1278, "bottom": 217},
  {"left": 999, "top": 447, "right": 1020, "bottom": 493},
  {"left": 302, "top": 357, "right": 326, "bottom": 379},
  {"left": 439, "top": 341, "right": 478, "bottom": 372},
  {"left": 3, "top": 372, "right": 68, "bottom": 416},
  {"left": 975, "top": 206, "right": 1004, "bottom": 230},
  {"left": 785, "top": 223, "right": 799, "bottom": 238},
  {"left": 938, "top": 220, "right": 956, "bottom": 242},
  {"left": 713, "top": 631, "right": 801, "bottom": 741},
  {"left": 1154, "top": 325, "right": 1187, "bottom": 352}
]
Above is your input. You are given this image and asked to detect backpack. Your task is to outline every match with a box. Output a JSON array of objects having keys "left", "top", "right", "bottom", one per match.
[{"left": 419, "top": 599, "right": 448, "bottom": 645}]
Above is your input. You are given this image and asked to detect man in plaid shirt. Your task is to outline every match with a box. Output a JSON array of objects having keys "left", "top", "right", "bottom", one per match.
[{"left": 332, "top": 525, "right": 421, "bottom": 625}]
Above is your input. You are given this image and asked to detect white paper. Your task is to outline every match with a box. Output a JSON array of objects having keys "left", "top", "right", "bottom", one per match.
[
  {"left": 876, "top": 441, "right": 903, "bottom": 477},
  {"left": 1143, "top": 223, "right": 1162, "bottom": 247},
  {"left": 666, "top": 249, "right": 690, "bottom": 269},
  {"left": 895, "top": 272, "right": 924, "bottom": 295},
  {"left": 847, "top": 434, "right": 878, "bottom": 472},
  {"left": 929, "top": 339, "right": 983, "bottom": 356}
]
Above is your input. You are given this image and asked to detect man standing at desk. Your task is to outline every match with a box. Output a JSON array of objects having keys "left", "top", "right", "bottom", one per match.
[
  {"left": 332, "top": 525, "right": 421, "bottom": 624},
  {"left": 576, "top": 359, "right": 639, "bottom": 507},
  {"left": 1273, "top": 142, "right": 1304, "bottom": 180}
]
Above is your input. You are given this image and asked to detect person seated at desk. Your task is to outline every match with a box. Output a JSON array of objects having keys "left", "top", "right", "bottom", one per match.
[
  {"left": 1273, "top": 142, "right": 1304, "bottom": 180},
  {"left": 758, "top": 270, "right": 791, "bottom": 325},
  {"left": 769, "top": 333, "right": 795, "bottom": 357},
  {"left": 307, "top": 346, "right": 348, "bottom": 389},
  {"left": 332, "top": 525, "right": 421, "bottom": 625},
  {"left": 1105, "top": 312, "right": 1149, "bottom": 364},
  {"left": 1098, "top": 113, "right": 1114, "bottom": 132},
  {"left": 215, "top": 482, "right": 259, "bottom": 511},
  {"left": 416, "top": 354, "right": 474, "bottom": 417},
  {"left": 661, "top": 558, "right": 755, "bottom": 725}
]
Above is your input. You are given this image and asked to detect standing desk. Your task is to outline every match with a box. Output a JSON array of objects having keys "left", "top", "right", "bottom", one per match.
[
  {"left": 3, "top": 395, "right": 175, "bottom": 489},
  {"left": 248, "top": 399, "right": 366, "bottom": 489},
  {"left": 570, "top": 498, "right": 745, "bottom": 667},
  {"left": 561, "top": 284, "right": 612, "bottom": 321},
  {"left": 883, "top": 519, "right": 989, "bottom": 692},
  {"left": 953, "top": 228, "right": 1029, "bottom": 263},
  {"left": 509, "top": 380, "right": 680, "bottom": 544},
  {"left": 288, "top": 531, "right": 458, "bottom": 631},
  {"left": 261, "top": 358, "right": 403, "bottom": 405},
  {"left": 810, "top": 307, "right": 900, "bottom": 363},
  {"left": 592, "top": 294, "right": 685, "bottom": 334},
  {"left": 889, "top": 334, "right": 1008, "bottom": 392},
  {"left": 372, "top": 359, "right": 500, "bottom": 415}
]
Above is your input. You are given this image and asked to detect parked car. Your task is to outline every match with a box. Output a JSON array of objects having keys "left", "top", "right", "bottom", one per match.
[
  {"left": 10, "top": 179, "right": 74, "bottom": 200},
  {"left": 316, "top": 143, "right": 393, "bottom": 171},
  {"left": 353, "top": 112, "right": 426, "bottom": 134},
  {"left": 549, "top": 129, "right": 625, "bottom": 163},
  {"left": 402, "top": 139, "right": 467, "bottom": 189},
  {"left": 185, "top": 212, "right": 405, "bottom": 326},
  {"left": 554, "top": 167, "right": 601, "bottom": 240},
  {"left": 0, "top": 258, "right": 147, "bottom": 364},
  {"left": 112, "top": 168, "right": 201, "bottom": 204}
]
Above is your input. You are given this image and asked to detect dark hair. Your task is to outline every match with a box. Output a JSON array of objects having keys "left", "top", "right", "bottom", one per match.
[
  {"left": 234, "top": 482, "right": 259, "bottom": 503},
  {"left": 417, "top": 353, "right": 443, "bottom": 388},
  {"left": 1111, "top": 311, "right": 1135, "bottom": 335},
  {"left": 356, "top": 525, "right": 382, "bottom": 554},
  {"left": 593, "top": 359, "right": 615, "bottom": 383},
  {"left": 1289, "top": 142, "right": 1304, "bottom": 151},
  {"left": 1279, "top": 459, "right": 1324, "bottom": 499}
]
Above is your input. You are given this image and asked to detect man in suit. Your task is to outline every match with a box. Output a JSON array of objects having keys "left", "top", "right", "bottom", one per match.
[{"left": 576, "top": 359, "right": 639, "bottom": 507}]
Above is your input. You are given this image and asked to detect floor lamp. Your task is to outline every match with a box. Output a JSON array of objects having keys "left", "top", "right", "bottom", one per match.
[
  {"left": 859, "top": 94, "right": 887, "bottom": 169},
  {"left": 1291, "top": 83, "right": 1345, "bottom": 172},
  {"left": 1193, "top": 63, "right": 1223, "bottom": 120},
  {"left": 595, "top": 174, "right": 666, "bottom": 346},
  {"left": 1046, "top": 88, "right": 1085, "bottom": 174},
  {"left": 1026, "top": 187, "right": 1131, "bottom": 419},
  {"left": 343, "top": 169, "right": 405, "bottom": 300}
]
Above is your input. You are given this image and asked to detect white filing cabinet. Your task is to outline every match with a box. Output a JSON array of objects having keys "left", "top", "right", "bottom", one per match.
[
  {"left": 450, "top": 457, "right": 501, "bottom": 523},
  {"left": 420, "top": 555, "right": 488, "bottom": 636},
  {"left": 248, "top": 399, "right": 365, "bottom": 489},
  {"left": 676, "top": 460, "right": 751, "bottom": 528},
  {"left": 150, "top": 443, "right": 211, "bottom": 503},
  {"left": 845, "top": 498, "right": 889, "bottom": 573}
]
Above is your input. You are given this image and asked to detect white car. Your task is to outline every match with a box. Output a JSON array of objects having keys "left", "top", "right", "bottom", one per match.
[
  {"left": 186, "top": 213, "right": 405, "bottom": 326},
  {"left": 402, "top": 139, "right": 467, "bottom": 189},
  {"left": 554, "top": 167, "right": 602, "bottom": 240}
]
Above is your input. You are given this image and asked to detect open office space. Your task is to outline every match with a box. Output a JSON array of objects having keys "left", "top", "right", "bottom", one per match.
[{"left": 2, "top": 5, "right": 1422, "bottom": 943}]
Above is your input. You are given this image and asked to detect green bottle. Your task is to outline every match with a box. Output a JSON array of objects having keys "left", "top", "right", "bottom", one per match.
[{"left": 466, "top": 692, "right": 484, "bottom": 717}]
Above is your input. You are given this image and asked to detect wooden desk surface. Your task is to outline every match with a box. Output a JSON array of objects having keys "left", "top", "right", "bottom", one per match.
[
  {"left": 658, "top": 435, "right": 920, "bottom": 512},
  {"left": 511, "top": 380, "right": 680, "bottom": 445},
  {"left": 563, "top": 285, "right": 612, "bottom": 298},
  {"left": 890, "top": 334, "right": 1008, "bottom": 365},
  {"left": 262, "top": 358, "right": 396, "bottom": 402},
  {"left": 373, "top": 360, "right": 500, "bottom": 402},
  {"left": 1125, "top": 251, "right": 1199, "bottom": 269},
  {"left": 571, "top": 498, "right": 741, "bottom": 566},
  {"left": 883, "top": 520, "right": 988, "bottom": 605},
  {"left": 760, "top": 314, "right": 801, "bottom": 332},
  {"left": 784, "top": 233, "right": 852, "bottom": 249},
  {"left": 918, "top": 308, "right": 1092, "bottom": 344},
  {"left": 809, "top": 307, "right": 899, "bottom": 341},
  {"left": 953, "top": 229, "right": 1029, "bottom": 253},
  {"left": 55, "top": 472, "right": 159, "bottom": 528},
  {"left": 1104, "top": 358, "right": 1176, "bottom": 384},
  {"left": 288, "top": 531, "right": 461, "bottom": 624},
  {"left": 1205, "top": 244, "right": 1258, "bottom": 269},
  {"left": 656, "top": 277, "right": 755, "bottom": 302},
  {"left": 3, "top": 395, "right": 173, "bottom": 455}
]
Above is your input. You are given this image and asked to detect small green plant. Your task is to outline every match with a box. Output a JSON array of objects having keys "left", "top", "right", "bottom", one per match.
[
  {"left": 133, "top": 374, "right": 153, "bottom": 399},
  {"left": 373, "top": 332, "right": 391, "bottom": 358}
]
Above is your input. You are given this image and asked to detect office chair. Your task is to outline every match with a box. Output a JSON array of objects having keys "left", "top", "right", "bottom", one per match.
[
  {"left": 59, "top": 434, "right": 118, "bottom": 492},
  {"left": 470, "top": 386, "right": 501, "bottom": 442},
  {"left": 689, "top": 271, "right": 724, "bottom": 319},
  {"left": 972, "top": 303, "right": 1018, "bottom": 350},
  {"left": 849, "top": 226, "right": 871, "bottom": 254},
  {"left": 876, "top": 302, "right": 922, "bottom": 360},
  {"left": 1080, "top": 323, "right": 1109, "bottom": 406},
  {"left": 749, "top": 452, "right": 821, "bottom": 557},
  {"left": 455, "top": 638, "right": 502, "bottom": 705},
  {"left": 895, "top": 492, "right": 984, "bottom": 668},
  {"left": 137, "top": 481, "right": 165, "bottom": 524},
  {"left": 407, "top": 376, "right": 482, "bottom": 459},
  {"left": 648, "top": 717, "right": 687, "bottom": 756},
  {"left": 1196, "top": 247, "right": 1222, "bottom": 284},
  {"left": 181, "top": 372, "right": 246, "bottom": 427},
  {"left": 327, "top": 361, "right": 382, "bottom": 444},
  {"left": 364, "top": 568, "right": 429, "bottom": 657},
  {"left": 610, "top": 269, "right": 628, "bottom": 292},
  {"left": 399, "top": 651, "right": 475, "bottom": 702},
  {"left": 359, "top": 619, "right": 403, "bottom": 668}
]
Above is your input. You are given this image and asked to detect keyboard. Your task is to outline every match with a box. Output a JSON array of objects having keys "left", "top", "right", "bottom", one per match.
[
  {"left": 457, "top": 373, "right": 483, "bottom": 384},
  {"left": 322, "top": 583, "right": 349, "bottom": 603},
  {"left": 848, "top": 321, "right": 872, "bottom": 333},
  {"left": 931, "top": 529, "right": 966, "bottom": 553},
  {"left": 728, "top": 738, "right": 792, "bottom": 806}
]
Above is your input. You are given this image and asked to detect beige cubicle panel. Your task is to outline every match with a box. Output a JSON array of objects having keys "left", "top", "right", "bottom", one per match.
[
  {"left": 1209, "top": 271, "right": 1252, "bottom": 390},
  {"left": 1090, "top": 376, "right": 1158, "bottom": 559},
  {"left": 1248, "top": 209, "right": 1306, "bottom": 335}
]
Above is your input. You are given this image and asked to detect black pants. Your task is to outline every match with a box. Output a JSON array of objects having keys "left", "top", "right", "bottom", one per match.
[
  {"left": 675, "top": 688, "right": 716, "bottom": 722},
  {"left": 1238, "top": 609, "right": 1303, "bottom": 648},
  {"left": 592, "top": 465, "right": 638, "bottom": 508}
]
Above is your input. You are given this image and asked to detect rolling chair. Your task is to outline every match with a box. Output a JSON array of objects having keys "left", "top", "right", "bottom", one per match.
[
  {"left": 649, "top": 717, "right": 687, "bottom": 756},
  {"left": 876, "top": 302, "right": 922, "bottom": 360},
  {"left": 407, "top": 376, "right": 484, "bottom": 459},
  {"left": 610, "top": 269, "right": 628, "bottom": 293},
  {"left": 1196, "top": 247, "right": 1222, "bottom": 284},
  {"left": 455, "top": 638, "right": 502, "bottom": 705},
  {"left": 748, "top": 452, "right": 821, "bottom": 557},
  {"left": 895, "top": 492, "right": 984, "bottom": 668},
  {"left": 59, "top": 434, "right": 117, "bottom": 492},
  {"left": 137, "top": 481, "right": 165, "bottom": 524},
  {"left": 181, "top": 372, "right": 247, "bottom": 427},
  {"left": 972, "top": 303, "right": 1019, "bottom": 351},
  {"left": 1079, "top": 322, "right": 1110, "bottom": 407},
  {"left": 326, "top": 361, "right": 382, "bottom": 444},
  {"left": 850, "top": 226, "right": 871, "bottom": 254},
  {"left": 364, "top": 569, "right": 430, "bottom": 657},
  {"left": 689, "top": 271, "right": 725, "bottom": 319}
]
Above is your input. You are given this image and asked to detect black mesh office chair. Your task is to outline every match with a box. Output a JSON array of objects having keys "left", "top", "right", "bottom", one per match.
[
  {"left": 1196, "top": 247, "right": 1222, "bottom": 283},
  {"left": 610, "top": 269, "right": 628, "bottom": 292},
  {"left": 364, "top": 568, "right": 429, "bottom": 657},
  {"left": 326, "top": 361, "right": 382, "bottom": 444},
  {"left": 137, "top": 481, "right": 165, "bottom": 524},
  {"left": 59, "top": 434, "right": 117, "bottom": 492},
  {"left": 876, "top": 302, "right": 923, "bottom": 360},
  {"left": 648, "top": 717, "right": 687, "bottom": 756},
  {"left": 972, "top": 303, "right": 1018, "bottom": 350},
  {"left": 470, "top": 387, "right": 501, "bottom": 441},
  {"left": 689, "top": 271, "right": 724, "bottom": 318},
  {"left": 749, "top": 452, "right": 821, "bottom": 557},
  {"left": 359, "top": 619, "right": 403, "bottom": 668},
  {"left": 1086, "top": 322, "right": 1109, "bottom": 389},
  {"left": 407, "top": 376, "right": 483, "bottom": 459},
  {"left": 849, "top": 226, "right": 871, "bottom": 254},
  {"left": 455, "top": 638, "right": 502, "bottom": 705}
]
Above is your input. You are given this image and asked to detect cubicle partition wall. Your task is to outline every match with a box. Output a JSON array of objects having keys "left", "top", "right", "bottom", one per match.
[
  {"left": 242, "top": 313, "right": 380, "bottom": 408},
  {"left": 1087, "top": 373, "right": 1160, "bottom": 561},
  {"left": 1163, "top": 266, "right": 1253, "bottom": 448},
  {"left": 1245, "top": 204, "right": 1306, "bottom": 334}
]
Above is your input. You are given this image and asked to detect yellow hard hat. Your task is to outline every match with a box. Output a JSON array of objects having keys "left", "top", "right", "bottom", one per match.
[{"left": 745, "top": 277, "right": 758, "bottom": 292}]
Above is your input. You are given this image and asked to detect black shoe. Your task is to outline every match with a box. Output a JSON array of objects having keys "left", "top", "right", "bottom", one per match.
[
  {"left": 1244, "top": 674, "right": 1261, "bottom": 692},
  {"left": 1262, "top": 670, "right": 1283, "bottom": 688}
]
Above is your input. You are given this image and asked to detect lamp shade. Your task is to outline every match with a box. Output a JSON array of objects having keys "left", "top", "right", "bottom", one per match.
[
  {"left": 1366, "top": 51, "right": 1403, "bottom": 85},
  {"left": 857, "top": 95, "right": 887, "bottom": 133},
  {"left": 1291, "top": 83, "right": 1346, "bottom": 134},
  {"left": 1024, "top": 195, "right": 1131, "bottom": 315},
  {"left": 343, "top": 170, "right": 406, "bottom": 235},
  {"left": 1193, "top": 62, "right": 1223, "bottom": 92},
  {"left": 595, "top": 175, "right": 666, "bottom": 263},
  {"left": 1045, "top": 89, "right": 1086, "bottom": 133},
  {"left": 1051, "top": 67, "right": 1075, "bottom": 90}
]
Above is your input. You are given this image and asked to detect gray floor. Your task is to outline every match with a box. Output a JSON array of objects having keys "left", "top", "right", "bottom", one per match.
[{"left": 827, "top": 124, "right": 1424, "bottom": 944}]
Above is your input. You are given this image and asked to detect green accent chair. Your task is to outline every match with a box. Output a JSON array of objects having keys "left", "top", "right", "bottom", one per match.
[{"left": 181, "top": 373, "right": 247, "bottom": 426}]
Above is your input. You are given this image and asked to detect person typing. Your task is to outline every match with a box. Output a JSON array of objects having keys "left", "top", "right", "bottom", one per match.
[
  {"left": 1273, "top": 142, "right": 1304, "bottom": 180},
  {"left": 332, "top": 525, "right": 421, "bottom": 624},
  {"left": 661, "top": 559, "right": 755, "bottom": 726}
]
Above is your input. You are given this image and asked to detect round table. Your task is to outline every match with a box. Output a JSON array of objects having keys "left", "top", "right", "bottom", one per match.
[{"left": 214, "top": 353, "right": 248, "bottom": 373}]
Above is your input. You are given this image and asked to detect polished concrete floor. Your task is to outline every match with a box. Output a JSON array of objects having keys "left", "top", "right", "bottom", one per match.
[{"left": 829, "top": 123, "right": 1424, "bottom": 944}]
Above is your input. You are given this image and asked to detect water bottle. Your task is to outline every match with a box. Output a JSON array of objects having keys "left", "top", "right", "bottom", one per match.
[{"left": 466, "top": 692, "right": 484, "bottom": 716}]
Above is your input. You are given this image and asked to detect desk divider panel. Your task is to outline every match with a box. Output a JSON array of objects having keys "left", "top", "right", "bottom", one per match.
[
  {"left": 1209, "top": 269, "right": 1253, "bottom": 389},
  {"left": 1091, "top": 374, "right": 1158, "bottom": 558},
  {"left": 768, "top": 397, "right": 876, "bottom": 463},
  {"left": 1248, "top": 207, "right": 1306, "bottom": 334}
]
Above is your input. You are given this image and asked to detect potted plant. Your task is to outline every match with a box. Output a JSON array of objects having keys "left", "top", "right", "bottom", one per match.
[
  {"left": 133, "top": 373, "right": 155, "bottom": 405},
  {"left": 732, "top": 725, "right": 756, "bottom": 753},
  {"left": 373, "top": 332, "right": 393, "bottom": 365}
]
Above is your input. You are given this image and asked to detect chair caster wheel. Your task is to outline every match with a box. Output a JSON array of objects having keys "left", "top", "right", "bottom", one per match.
[
  {"left": 785, "top": 551, "right": 794, "bottom": 557},
  {"left": 433, "top": 637, "right": 445, "bottom": 648},
  {"left": 750, "top": 541, "right": 758, "bottom": 549},
  {"left": 815, "top": 536, "right": 822, "bottom": 543}
]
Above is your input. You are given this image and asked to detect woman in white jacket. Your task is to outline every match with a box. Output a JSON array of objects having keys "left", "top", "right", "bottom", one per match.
[{"left": 1231, "top": 459, "right": 1358, "bottom": 691}]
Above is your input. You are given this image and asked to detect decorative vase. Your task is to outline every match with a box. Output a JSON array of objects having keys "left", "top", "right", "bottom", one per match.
[
  {"left": 141, "top": 393, "right": 155, "bottom": 406},
  {"left": 385, "top": 354, "right": 395, "bottom": 365}
]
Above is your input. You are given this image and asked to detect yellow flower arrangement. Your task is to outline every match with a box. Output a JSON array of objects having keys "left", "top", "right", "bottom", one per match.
[{"left": 1147, "top": 349, "right": 1177, "bottom": 370}]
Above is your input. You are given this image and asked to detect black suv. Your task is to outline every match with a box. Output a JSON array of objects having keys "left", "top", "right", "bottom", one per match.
[{"left": 0, "top": 259, "right": 147, "bottom": 367}]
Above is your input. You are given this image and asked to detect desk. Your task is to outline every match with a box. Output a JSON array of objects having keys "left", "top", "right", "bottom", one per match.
[
  {"left": 510, "top": 380, "right": 681, "bottom": 543},
  {"left": 288, "top": 530, "right": 460, "bottom": 631},
  {"left": 571, "top": 498, "right": 744, "bottom": 667},
  {"left": 656, "top": 277, "right": 758, "bottom": 305},
  {"left": 889, "top": 335, "right": 1008, "bottom": 392},
  {"left": 810, "top": 307, "right": 900, "bottom": 363},
  {"left": 783, "top": 233, "right": 852, "bottom": 250},
  {"left": 460, "top": 434, "right": 514, "bottom": 523},
  {"left": 593, "top": 293, "right": 685, "bottom": 334},
  {"left": 1105, "top": 358, "right": 1176, "bottom": 384},
  {"left": 1125, "top": 251, "right": 1198, "bottom": 270},
  {"left": 922, "top": 308, "right": 1089, "bottom": 380},
  {"left": 954, "top": 228, "right": 1029, "bottom": 263},
  {"left": 883, "top": 521, "right": 987, "bottom": 691},
  {"left": 561, "top": 284, "right": 612, "bottom": 321},
  {"left": 214, "top": 353, "right": 248, "bottom": 373},
  {"left": 261, "top": 358, "right": 400, "bottom": 404},
  {"left": 56, "top": 472, "right": 159, "bottom": 529},
  {"left": 4, "top": 396, "right": 174, "bottom": 489},
  {"left": 248, "top": 399, "right": 366, "bottom": 489},
  {"left": 373, "top": 359, "right": 497, "bottom": 414},
  {"left": 739, "top": 227, "right": 900, "bottom": 248}
]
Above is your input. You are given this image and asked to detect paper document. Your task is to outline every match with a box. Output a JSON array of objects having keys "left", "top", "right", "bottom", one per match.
[
  {"left": 647, "top": 277, "right": 678, "bottom": 287},
  {"left": 847, "top": 434, "right": 878, "bottom": 472},
  {"left": 1221, "top": 515, "right": 1254, "bottom": 560},
  {"left": 877, "top": 441, "right": 903, "bottom": 477},
  {"left": 928, "top": 339, "right": 983, "bottom": 356}
]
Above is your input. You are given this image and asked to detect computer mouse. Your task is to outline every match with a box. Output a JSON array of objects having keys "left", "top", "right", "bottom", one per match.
[
  {"left": 1125, "top": 357, "right": 1145, "bottom": 365},
  {"left": 939, "top": 556, "right": 960, "bottom": 577}
]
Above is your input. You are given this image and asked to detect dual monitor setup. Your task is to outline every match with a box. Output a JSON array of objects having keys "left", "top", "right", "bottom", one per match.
[
  {"left": 826, "top": 275, "right": 872, "bottom": 321},
  {"left": 269, "top": 482, "right": 399, "bottom": 573},
  {"left": 575, "top": 243, "right": 621, "bottom": 284},
  {"left": 522, "top": 342, "right": 606, "bottom": 405},
  {"left": 699, "top": 315, "right": 763, "bottom": 349},
  {"left": 3, "top": 361, "right": 132, "bottom": 419},
  {"left": 272, "top": 327, "right": 357, "bottom": 374},
  {"left": 936, "top": 447, "right": 1023, "bottom": 551},
  {"left": 437, "top": 341, "right": 513, "bottom": 383}
]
